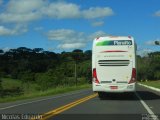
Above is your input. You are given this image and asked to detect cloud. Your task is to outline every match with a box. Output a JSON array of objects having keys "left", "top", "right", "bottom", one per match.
[
  {"left": 46, "top": 29, "right": 108, "bottom": 49},
  {"left": 6, "top": 0, "right": 45, "bottom": 14},
  {"left": 2, "top": 47, "right": 10, "bottom": 52},
  {"left": 0, "top": 12, "right": 42, "bottom": 23},
  {"left": 137, "top": 48, "right": 153, "bottom": 57},
  {"left": 42, "top": 2, "right": 81, "bottom": 19},
  {"left": 0, "top": 0, "right": 113, "bottom": 36},
  {"left": 46, "top": 29, "right": 107, "bottom": 42},
  {"left": 145, "top": 39, "right": 160, "bottom": 45},
  {"left": 145, "top": 41, "right": 155, "bottom": 45},
  {"left": 137, "top": 45, "right": 154, "bottom": 57},
  {"left": 34, "top": 27, "right": 43, "bottom": 31},
  {"left": 91, "top": 21, "right": 104, "bottom": 27},
  {"left": 57, "top": 43, "right": 86, "bottom": 49},
  {"left": 82, "top": 7, "right": 114, "bottom": 19},
  {"left": 0, "top": 25, "right": 27, "bottom": 36},
  {"left": 0, "top": 47, "right": 10, "bottom": 53},
  {"left": 46, "top": 29, "right": 85, "bottom": 43},
  {"left": 0, "top": 0, "right": 44, "bottom": 23},
  {"left": 89, "top": 31, "right": 108, "bottom": 40},
  {"left": 42, "top": 2, "right": 114, "bottom": 19},
  {"left": 0, "top": 26, "right": 12, "bottom": 35},
  {"left": 0, "top": 0, "right": 3, "bottom": 5},
  {"left": 154, "top": 10, "right": 160, "bottom": 16},
  {"left": 0, "top": 1, "right": 114, "bottom": 24}
]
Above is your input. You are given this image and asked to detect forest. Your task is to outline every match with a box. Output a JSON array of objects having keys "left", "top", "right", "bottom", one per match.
[
  {"left": 0, "top": 47, "right": 92, "bottom": 96},
  {"left": 0, "top": 47, "right": 160, "bottom": 97}
]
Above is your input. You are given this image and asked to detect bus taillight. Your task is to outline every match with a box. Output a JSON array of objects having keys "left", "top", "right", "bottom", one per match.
[
  {"left": 129, "top": 68, "right": 136, "bottom": 84},
  {"left": 93, "top": 68, "right": 100, "bottom": 84}
]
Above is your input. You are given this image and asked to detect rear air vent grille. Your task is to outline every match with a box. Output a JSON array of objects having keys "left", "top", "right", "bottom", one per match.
[
  {"left": 98, "top": 60, "right": 130, "bottom": 66},
  {"left": 101, "top": 81, "right": 112, "bottom": 84},
  {"left": 117, "top": 81, "right": 128, "bottom": 83}
]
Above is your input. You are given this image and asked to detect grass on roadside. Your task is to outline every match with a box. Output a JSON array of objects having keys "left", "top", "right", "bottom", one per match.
[
  {"left": 0, "top": 84, "right": 91, "bottom": 103},
  {"left": 1, "top": 78, "right": 22, "bottom": 89},
  {"left": 139, "top": 80, "right": 160, "bottom": 89}
]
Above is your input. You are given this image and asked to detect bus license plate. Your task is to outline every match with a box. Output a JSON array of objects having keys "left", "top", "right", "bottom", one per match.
[{"left": 110, "top": 86, "right": 118, "bottom": 89}]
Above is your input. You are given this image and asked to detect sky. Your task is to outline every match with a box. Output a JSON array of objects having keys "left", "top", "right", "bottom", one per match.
[{"left": 0, "top": 0, "right": 160, "bottom": 55}]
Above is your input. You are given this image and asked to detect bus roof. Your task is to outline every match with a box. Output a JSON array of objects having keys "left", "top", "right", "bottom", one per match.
[{"left": 95, "top": 36, "right": 133, "bottom": 41}]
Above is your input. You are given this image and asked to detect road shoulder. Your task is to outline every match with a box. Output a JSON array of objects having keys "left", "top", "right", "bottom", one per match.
[{"left": 138, "top": 83, "right": 160, "bottom": 92}]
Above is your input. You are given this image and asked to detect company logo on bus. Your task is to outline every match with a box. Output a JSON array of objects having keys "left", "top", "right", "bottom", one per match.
[
  {"left": 114, "top": 40, "right": 132, "bottom": 45},
  {"left": 96, "top": 40, "right": 132, "bottom": 46}
]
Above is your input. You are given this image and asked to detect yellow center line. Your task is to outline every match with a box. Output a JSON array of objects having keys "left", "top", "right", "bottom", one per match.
[{"left": 31, "top": 93, "right": 97, "bottom": 120}]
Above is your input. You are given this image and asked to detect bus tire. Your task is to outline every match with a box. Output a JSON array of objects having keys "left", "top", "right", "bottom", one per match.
[{"left": 98, "top": 92, "right": 105, "bottom": 99}]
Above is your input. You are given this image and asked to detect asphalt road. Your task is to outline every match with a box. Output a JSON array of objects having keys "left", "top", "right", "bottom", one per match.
[{"left": 0, "top": 84, "right": 160, "bottom": 120}]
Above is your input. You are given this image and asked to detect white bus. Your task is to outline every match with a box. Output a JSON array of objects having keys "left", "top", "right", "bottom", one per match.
[{"left": 92, "top": 36, "right": 137, "bottom": 98}]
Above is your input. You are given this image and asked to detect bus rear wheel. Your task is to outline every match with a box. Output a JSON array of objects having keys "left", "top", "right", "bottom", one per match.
[{"left": 98, "top": 92, "right": 105, "bottom": 99}]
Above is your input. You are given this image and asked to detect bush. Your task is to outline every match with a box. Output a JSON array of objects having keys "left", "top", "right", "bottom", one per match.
[
  {"left": 2, "top": 86, "right": 23, "bottom": 97},
  {"left": 35, "top": 73, "right": 58, "bottom": 90},
  {"left": 154, "top": 71, "right": 160, "bottom": 80},
  {"left": 78, "top": 77, "right": 88, "bottom": 84},
  {"left": 18, "top": 71, "right": 35, "bottom": 82},
  {"left": 0, "top": 77, "right": 3, "bottom": 95},
  {"left": 61, "top": 77, "right": 76, "bottom": 86}
]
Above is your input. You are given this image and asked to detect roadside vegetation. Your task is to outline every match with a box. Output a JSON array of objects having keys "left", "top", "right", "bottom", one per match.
[
  {"left": 0, "top": 77, "right": 91, "bottom": 103},
  {"left": 0, "top": 78, "right": 91, "bottom": 103},
  {"left": 137, "top": 52, "right": 160, "bottom": 89},
  {"left": 0, "top": 48, "right": 92, "bottom": 102},
  {"left": 137, "top": 52, "right": 160, "bottom": 81},
  {"left": 0, "top": 47, "right": 159, "bottom": 102}
]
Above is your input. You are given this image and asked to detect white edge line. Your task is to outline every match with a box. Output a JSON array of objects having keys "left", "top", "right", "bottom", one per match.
[
  {"left": 135, "top": 92, "right": 159, "bottom": 120},
  {"left": 138, "top": 83, "right": 160, "bottom": 92},
  {"left": 0, "top": 89, "right": 90, "bottom": 110}
]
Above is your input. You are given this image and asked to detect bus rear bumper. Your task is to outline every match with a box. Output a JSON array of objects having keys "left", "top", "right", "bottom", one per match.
[{"left": 92, "top": 83, "right": 136, "bottom": 93}]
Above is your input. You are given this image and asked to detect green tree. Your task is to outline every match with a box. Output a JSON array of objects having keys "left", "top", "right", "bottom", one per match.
[
  {"left": 35, "top": 73, "right": 52, "bottom": 90},
  {"left": 0, "top": 73, "right": 3, "bottom": 95},
  {"left": 0, "top": 49, "right": 4, "bottom": 54},
  {"left": 18, "top": 71, "right": 35, "bottom": 91},
  {"left": 84, "top": 50, "right": 92, "bottom": 60},
  {"left": 137, "top": 52, "right": 160, "bottom": 81},
  {"left": 154, "top": 71, "right": 160, "bottom": 80},
  {"left": 35, "top": 72, "right": 57, "bottom": 91}
]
